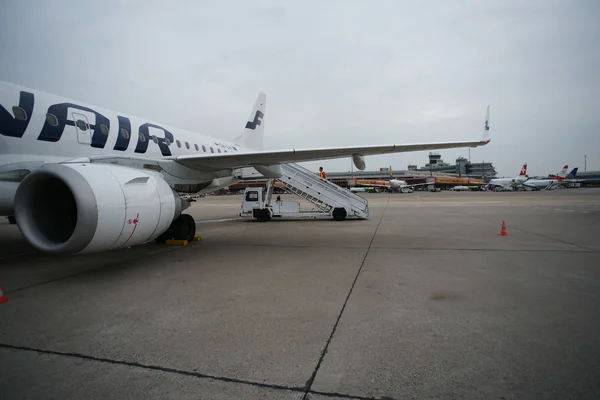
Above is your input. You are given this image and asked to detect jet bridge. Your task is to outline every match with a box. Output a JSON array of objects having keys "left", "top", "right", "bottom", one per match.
[{"left": 239, "top": 163, "right": 369, "bottom": 221}]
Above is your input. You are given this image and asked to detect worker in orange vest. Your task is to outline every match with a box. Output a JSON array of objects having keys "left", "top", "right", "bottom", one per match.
[{"left": 319, "top": 166, "right": 327, "bottom": 180}]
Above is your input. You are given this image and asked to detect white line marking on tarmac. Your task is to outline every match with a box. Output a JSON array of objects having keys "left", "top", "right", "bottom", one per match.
[{"left": 195, "top": 217, "right": 242, "bottom": 224}]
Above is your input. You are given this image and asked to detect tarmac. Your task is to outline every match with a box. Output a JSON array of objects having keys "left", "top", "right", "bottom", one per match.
[{"left": 1, "top": 188, "right": 600, "bottom": 399}]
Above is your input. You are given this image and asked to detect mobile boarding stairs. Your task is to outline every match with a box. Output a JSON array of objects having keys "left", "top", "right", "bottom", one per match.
[{"left": 239, "top": 163, "right": 369, "bottom": 221}]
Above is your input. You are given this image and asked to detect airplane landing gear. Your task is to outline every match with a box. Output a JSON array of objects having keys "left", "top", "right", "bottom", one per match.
[{"left": 155, "top": 214, "right": 196, "bottom": 243}]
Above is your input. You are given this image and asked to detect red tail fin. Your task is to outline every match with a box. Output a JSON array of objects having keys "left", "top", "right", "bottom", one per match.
[
  {"left": 519, "top": 164, "right": 527, "bottom": 176},
  {"left": 555, "top": 165, "right": 569, "bottom": 180}
]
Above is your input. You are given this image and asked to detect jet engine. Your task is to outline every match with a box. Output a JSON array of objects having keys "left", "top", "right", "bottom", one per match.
[
  {"left": 254, "top": 164, "right": 283, "bottom": 179},
  {"left": 13, "top": 163, "right": 186, "bottom": 254},
  {"left": 352, "top": 153, "right": 366, "bottom": 171}
]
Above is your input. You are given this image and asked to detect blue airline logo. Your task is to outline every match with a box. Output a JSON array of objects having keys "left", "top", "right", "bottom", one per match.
[{"left": 1, "top": 90, "right": 179, "bottom": 156}]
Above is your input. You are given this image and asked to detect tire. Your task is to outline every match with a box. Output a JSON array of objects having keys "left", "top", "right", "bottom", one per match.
[
  {"left": 256, "top": 209, "right": 271, "bottom": 222},
  {"left": 332, "top": 207, "right": 347, "bottom": 221},
  {"left": 7, "top": 215, "right": 16, "bottom": 224},
  {"left": 174, "top": 214, "right": 196, "bottom": 241}
]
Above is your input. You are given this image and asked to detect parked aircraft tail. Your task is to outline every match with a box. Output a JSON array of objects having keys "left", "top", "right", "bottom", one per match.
[
  {"left": 232, "top": 92, "right": 266, "bottom": 150},
  {"left": 519, "top": 164, "right": 527, "bottom": 176},
  {"left": 556, "top": 165, "right": 569, "bottom": 180},
  {"left": 567, "top": 167, "right": 578, "bottom": 179}
]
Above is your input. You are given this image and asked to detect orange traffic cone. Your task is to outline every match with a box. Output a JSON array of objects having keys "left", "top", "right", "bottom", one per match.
[
  {"left": 499, "top": 221, "right": 508, "bottom": 236},
  {"left": 0, "top": 284, "right": 8, "bottom": 303}
]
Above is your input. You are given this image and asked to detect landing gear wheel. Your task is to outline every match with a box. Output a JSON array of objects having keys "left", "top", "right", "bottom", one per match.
[
  {"left": 174, "top": 214, "right": 196, "bottom": 241},
  {"left": 332, "top": 207, "right": 347, "bottom": 221},
  {"left": 155, "top": 214, "right": 196, "bottom": 243},
  {"left": 7, "top": 216, "right": 16, "bottom": 225}
]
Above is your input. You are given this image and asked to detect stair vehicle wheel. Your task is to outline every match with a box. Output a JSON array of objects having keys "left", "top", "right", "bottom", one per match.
[
  {"left": 174, "top": 214, "right": 196, "bottom": 241},
  {"left": 332, "top": 207, "right": 347, "bottom": 221},
  {"left": 256, "top": 209, "right": 271, "bottom": 222}
]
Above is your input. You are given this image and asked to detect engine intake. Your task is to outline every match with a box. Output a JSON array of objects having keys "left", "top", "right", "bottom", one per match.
[{"left": 14, "top": 163, "right": 183, "bottom": 254}]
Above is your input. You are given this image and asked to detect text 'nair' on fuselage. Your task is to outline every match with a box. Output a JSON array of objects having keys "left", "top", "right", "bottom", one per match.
[{"left": 0, "top": 83, "right": 240, "bottom": 160}]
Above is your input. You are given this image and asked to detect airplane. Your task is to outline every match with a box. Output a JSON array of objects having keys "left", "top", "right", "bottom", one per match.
[
  {"left": 487, "top": 163, "right": 528, "bottom": 191},
  {"left": 0, "top": 80, "right": 491, "bottom": 255},
  {"left": 354, "top": 167, "right": 431, "bottom": 193},
  {"left": 363, "top": 178, "right": 430, "bottom": 193},
  {"left": 349, "top": 186, "right": 378, "bottom": 193},
  {"left": 522, "top": 165, "right": 570, "bottom": 190},
  {"left": 450, "top": 185, "right": 471, "bottom": 191}
]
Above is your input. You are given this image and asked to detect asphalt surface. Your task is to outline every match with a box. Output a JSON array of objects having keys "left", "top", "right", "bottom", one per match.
[{"left": 1, "top": 189, "right": 600, "bottom": 399}]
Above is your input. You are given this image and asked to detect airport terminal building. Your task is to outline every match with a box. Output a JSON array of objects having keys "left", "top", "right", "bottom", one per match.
[
  {"left": 408, "top": 153, "right": 497, "bottom": 179},
  {"left": 323, "top": 153, "right": 497, "bottom": 187}
]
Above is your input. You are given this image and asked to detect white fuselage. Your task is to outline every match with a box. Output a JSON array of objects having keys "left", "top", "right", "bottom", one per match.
[
  {"left": 488, "top": 176, "right": 528, "bottom": 187},
  {"left": 0, "top": 80, "right": 248, "bottom": 214},
  {"left": 453, "top": 185, "right": 470, "bottom": 191},
  {"left": 523, "top": 178, "right": 564, "bottom": 189},
  {"left": 389, "top": 179, "right": 408, "bottom": 189}
]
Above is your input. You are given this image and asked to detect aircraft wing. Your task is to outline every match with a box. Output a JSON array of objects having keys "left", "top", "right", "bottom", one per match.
[
  {"left": 175, "top": 137, "right": 490, "bottom": 171},
  {"left": 175, "top": 104, "right": 491, "bottom": 171},
  {"left": 70, "top": 110, "right": 490, "bottom": 173}
]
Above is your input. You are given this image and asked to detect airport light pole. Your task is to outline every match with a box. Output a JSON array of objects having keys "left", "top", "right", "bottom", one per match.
[{"left": 585, "top": 155, "right": 587, "bottom": 172}]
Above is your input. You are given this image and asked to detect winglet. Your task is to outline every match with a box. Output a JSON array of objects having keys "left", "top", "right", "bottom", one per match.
[{"left": 481, "top": 105, "right": 491, "bottom": 143}]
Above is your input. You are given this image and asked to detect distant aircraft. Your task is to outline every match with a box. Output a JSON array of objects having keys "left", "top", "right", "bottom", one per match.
[
  {"left": 522, "top": 165, "right": 570, "bottom": 190},
  {"left": 0, "top": 80, "right": 491, "bottom": 254},
  {"left": 355, "top": 178, "right": 429, "bottom": 193},
  {"left": 487, "top": 164, "right": 528, "bottom": 191},
  {"left": 355, "top": 167, "right": 431, "bottom": 193},
  {"left": 451, "top": 185, "right": 471, "bottom": 191},
  {"left": 349, "top": 186, "right": 377, "bottom": 193}
]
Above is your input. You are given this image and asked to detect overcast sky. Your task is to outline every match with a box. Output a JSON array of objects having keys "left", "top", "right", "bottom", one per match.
[{"left": 1, "top": 0, "right": 599, "bottom": 177}]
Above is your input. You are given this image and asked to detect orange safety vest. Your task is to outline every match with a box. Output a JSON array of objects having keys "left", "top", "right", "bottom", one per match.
[{"left": 320, "top": 170, "right": 327, "bottom": 179}]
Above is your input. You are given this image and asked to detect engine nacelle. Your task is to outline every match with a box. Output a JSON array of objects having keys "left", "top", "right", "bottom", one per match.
[
  {"left": 0, "top": 181, "right": 19, "bottom": 215},
  {"left": 352, "top": 153, "right": 366, "bottom": 171},
  {"left": 254, "top": 164, "right": 283, "bottom": 179},
  {"left": 13, "top": 163, "right": 184, "bottom": 254}
]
